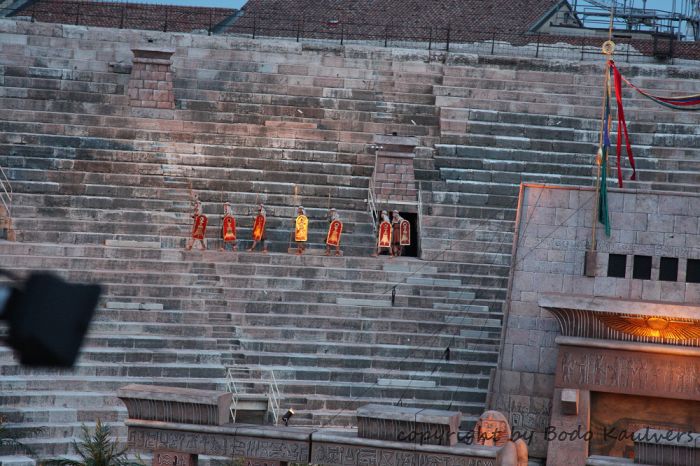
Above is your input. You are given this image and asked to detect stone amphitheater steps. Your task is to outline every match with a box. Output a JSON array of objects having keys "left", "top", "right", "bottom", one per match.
[
  {"left": 0, "top": 34, "right": 444, "bottom": 257},
  {"left": 0, "top": 240, "right": 499, "bottom": 443},
  {"left": 2, "top": 17, "right": 699, "bottom": 457}
]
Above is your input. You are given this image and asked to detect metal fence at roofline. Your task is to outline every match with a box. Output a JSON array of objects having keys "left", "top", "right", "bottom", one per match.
[
  {"left": 1, "top": 1, "right": 698, "bottom": 63},
  {"left": 228, "top": 14, "right": 687, "bottom": 63}
]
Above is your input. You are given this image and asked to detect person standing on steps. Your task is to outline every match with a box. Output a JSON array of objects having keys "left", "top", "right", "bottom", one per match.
[
  {"left": 391, "top": 210, "right": 407, "bottom": 257},
  {"left": 248, "top": 204, "right": 268, "bottom": 253},
  {"left": 372, "top": 210, "right": 392, "bottom": 257},
  {"left": 220, "top": 201, "right": 238, "bottom": 252},
  {"left": 325, "top": 207, "right": 343, "bottom": 256},
  {"left": 186, "top": 197, "right": 207, "bottom": 251},
  {"left": 294, "top": 206, "right": 308, "bottom": 256}
]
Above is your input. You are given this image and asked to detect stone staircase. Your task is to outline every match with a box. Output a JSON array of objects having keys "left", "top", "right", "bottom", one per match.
[
  {"left": 0, "top": 22, "right": 447, "bottom": 256},
  {"left": 0, "top": 241, "right": 495, "bottom": 454}
]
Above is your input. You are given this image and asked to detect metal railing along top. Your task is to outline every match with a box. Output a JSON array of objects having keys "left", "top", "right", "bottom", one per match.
[
  {"left": 0, "top": 164, "right": 12, "bottom": 221},
  {"left": 1, "top": 1, "right": 698, "bottom": 62}
]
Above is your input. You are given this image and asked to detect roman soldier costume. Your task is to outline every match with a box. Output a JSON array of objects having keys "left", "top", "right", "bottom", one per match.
[
  {"left": 325, "top": 208, "right": 342, "bottom": 256},
  {"left": 186, "top": 199, "right": 207, "bottom": 251},
  {"left": 248, "top": 204, "right": 268, "bottom": 253},
  {"left": 391, "top": 210, "right": 408, "bottom": 257},
  {"left": 373, "top": 210, "right": 392, "bottom": 257},
  {"left": 295, "top": 206, "right": 308, "bottom": 255},
  {"left": 220, "top": 201, "right": 237, "bottom": 252}
]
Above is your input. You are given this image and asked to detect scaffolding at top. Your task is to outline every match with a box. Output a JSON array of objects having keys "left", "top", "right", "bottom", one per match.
[{"left": 571, "top": 0, "right": 700, "bottom": 40}]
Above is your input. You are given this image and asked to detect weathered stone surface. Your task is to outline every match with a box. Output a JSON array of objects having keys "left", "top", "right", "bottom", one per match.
[
  {"left": 555, "top": 341, "right": 700, "bottom": 401},
  {"left": 356, "top": 404, "right": 461, "bottom": 446},
  {"left": 127, "top": 422, "right": 311, "bottom": 461},
  {"left": 312, "top": 431, "right": 497, "bottom": 466},
  {"left": 560, "top": 389, "right": 578, "bottom": 416},
  {"left": 152, "top": 451, "right": 197, "bottom": 466},
  {"left": 117, "top": 384, "right": 232, "bottom": 425}
]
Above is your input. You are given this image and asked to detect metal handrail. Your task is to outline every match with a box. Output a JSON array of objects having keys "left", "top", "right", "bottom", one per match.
[
  {"left": 368, "top": 178, "right": 378, "bottom": 235},
  {"left": 225, "top": 367, "right": 241, "bottom": 422},
  {"left": 228, "top": 365, "right": 283, "bottom": 425},
  {"left": 0, "top": 164, "right": 12, "bottom": 219},
  {"left": 367, "top": 146, "right": 381, "bottom": 234},
  {"left": 417, "top": 183, "right": 424, "bottom": 259},
  {"left": 266, "top": 369, "right": 282, "bottom": 425}
]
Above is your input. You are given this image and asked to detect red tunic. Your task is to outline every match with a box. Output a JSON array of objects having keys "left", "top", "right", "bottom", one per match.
[
  {"left": 191, "top": 215, "right": 208, "bottom": 240},
  {"left": 399, "top": 219, "right": 411, "bottom": 246},
  {"left": 252, "top": 214, "right": 266, "bottom": 241},
  {"left": 378, "top": 221, "right": 392, "bottom": 248},
  {"left": 326, "top": 220, "right": 343, "bottom": 246},
  {"left": 222, "top": 215, "right": 236, "bottom": 242}
]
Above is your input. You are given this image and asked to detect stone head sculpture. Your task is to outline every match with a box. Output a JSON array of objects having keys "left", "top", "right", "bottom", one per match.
[{"left": 474, "top": 410, "right": 511, "bottom": 447}]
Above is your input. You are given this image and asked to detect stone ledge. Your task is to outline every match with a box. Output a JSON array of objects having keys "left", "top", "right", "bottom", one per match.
[
  {"left": 357, "top": 403, "right": 457, "bottom": 423},
  {"left": 377, "top": 150, "right": 416, "bottom": 159},
  {"left": 373, "top": 135, "right": 420, "bottom": 147},
  {"left": 117, "top": 384, "right": 232, "bottom": 426},
  {"left": 105, "top": 301, "right": 164, "bottom": 311},
  {"left": 555, "top": 336, "right": 700, "bottom": 357},
  {"left": 311, "top": 430, "right": 498, "bottom": 462},
  {"left": 540, "top": 293, "right": 700, "bottom": 320},
  {"left": 286, "top": 247, "right": 344, "bottom": 256},
  {"left": 132, "top": 57, "right": 173, "bottom": 65},
  {"left": 0, "top": 456, "right": 36, "bottom": 466},
  {"left": 105, "top": 239, "right": 161, "bottom": 248},
  {"left": 376, "top": 379, "right": 436, "bottom": 388},
  {"left": 132, "top": 46, "right": 176, "bottom": 58}
]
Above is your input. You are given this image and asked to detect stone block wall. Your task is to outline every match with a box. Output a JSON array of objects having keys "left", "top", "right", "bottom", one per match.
[
  {"left": 374, "top": 154, "right": 418, "bottom": 202},
  {"left": 127, "top": 47, "right": 175, "bottom": 109}
]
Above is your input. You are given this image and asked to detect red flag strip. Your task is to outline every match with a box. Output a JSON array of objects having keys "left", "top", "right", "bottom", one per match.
[{"left": 610, "top": 61, "right": 637, "bottom": 187}]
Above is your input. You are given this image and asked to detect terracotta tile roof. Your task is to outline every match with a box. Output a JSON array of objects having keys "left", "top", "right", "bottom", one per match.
[
  {"left": 12, "top": 0, "right": 237, "bottom": 33},
  {"left": 227, "top": 1, "right": 700, "bottom": 61},
  {"left": 228, "top": 0, "right": 561, "bottom": 40}
]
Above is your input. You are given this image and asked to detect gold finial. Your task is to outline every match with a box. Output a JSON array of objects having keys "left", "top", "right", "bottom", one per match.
[{"left": 602, "top": 40, "right": 616, "bottom": 56}]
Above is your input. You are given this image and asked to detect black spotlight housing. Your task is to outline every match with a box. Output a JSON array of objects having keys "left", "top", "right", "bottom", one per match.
[
  {"left": 2, "top": 272, "right": 101, "bottom": 367},
  {"left": 281, "top": 408, "right": 295, "bottom": 426}
]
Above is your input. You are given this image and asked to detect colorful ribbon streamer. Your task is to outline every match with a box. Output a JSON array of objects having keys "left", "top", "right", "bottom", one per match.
[
  {"left": 611, "top": 62, "right": 700, "bottom": 111},
  {"left": 609, "top": 61, "right": 637, "bottom": 187}
]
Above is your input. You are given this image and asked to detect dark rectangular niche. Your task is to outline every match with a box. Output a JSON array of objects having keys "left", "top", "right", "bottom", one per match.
[
  {"left": 633, "top": 255, "right": 652, "bottom": 280},
  {"left": 659, "top": 257, "right": 678, "bottom": 282},
  {"left": 607, "top": 254, "right": 627, "bottom": 278},
  {"left": 687, "top": 258, "right": 700, "bottom": 284}
]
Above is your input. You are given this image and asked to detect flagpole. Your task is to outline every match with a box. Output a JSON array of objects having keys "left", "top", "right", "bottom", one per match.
[{"left": 587, "top": 8, "right": 615, "bottom": 274}]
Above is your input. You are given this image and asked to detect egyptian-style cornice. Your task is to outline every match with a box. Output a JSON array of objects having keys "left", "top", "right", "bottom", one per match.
[{"left": 539, "top": 293, "right": 700, "bottom": 347}]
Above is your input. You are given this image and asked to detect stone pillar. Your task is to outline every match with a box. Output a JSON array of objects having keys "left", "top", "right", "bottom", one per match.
[
  {"left": 372, "top": 135, "right": 418, "bottom": 203},
  {"left": 128, "top": 47, "right": 175, "bottom": 110},
  {"left": 545, "top": 388, "right": 590, "bottom": 466}
]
